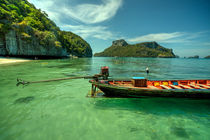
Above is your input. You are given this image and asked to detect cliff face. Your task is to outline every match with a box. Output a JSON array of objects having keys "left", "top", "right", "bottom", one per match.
[
  {"left": 94, "top": 40, "right": 175, "bottom": 58},
  {"left": 0, "top": 36, "right": 6, "bottom": 55},
  {"left": 0, "top": 30, "right": 68, "bottom": 57},
  {"left": 0, "top": 0, "right": 92, "bottom": 58}
]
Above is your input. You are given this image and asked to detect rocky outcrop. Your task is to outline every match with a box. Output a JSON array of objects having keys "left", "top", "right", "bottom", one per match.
[
  {"left": 140, "top": 41, "right": 159, "bottom": 49},
  {"left": 0, "top": 30, "right": 68, "bottom": 58},
  {"left": 112, "top": 39, "right": 128, "bottom": 47}
]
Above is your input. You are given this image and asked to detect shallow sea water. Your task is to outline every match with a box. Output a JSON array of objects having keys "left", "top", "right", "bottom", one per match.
[{"left": 0, "top": 57, "right": 210, "bottom": 140}]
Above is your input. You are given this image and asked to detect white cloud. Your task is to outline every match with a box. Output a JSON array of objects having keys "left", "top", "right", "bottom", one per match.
[
  {"left": 28, "top": 0, "right": 123, "bottom": 41},
  {"left": 29, "top": 0, "right": 62, "bottom": 24},
  {"left": 61, "top": 25, "right": 116, "bottom": 40},
  {"left": 63, "top": 0, "right": 123, "bottom": 24},
  {"left": 29, "top": 0, "right": 122, "bottom": 24},
  {"left": 127, "top": 32, "right": 210, "bottom": 44},
  {"left": 127, "top": 32, "right": 187, "bottom": 43}
]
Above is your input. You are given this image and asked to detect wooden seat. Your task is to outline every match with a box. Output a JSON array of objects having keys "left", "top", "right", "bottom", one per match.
[
  {"left": 169, "top": 84, "right": 182, "bottom": 89},
  {"left": 179, "top": 84, "right": 193, "bottom": 89},
  {"left": 160, "top": 85, "right": 172, "bottom": 89},
  {"left": 197, "top": 84, "right": 210, "bottom": 89},
  {"left": 188, "top": 84, "right": 205, "bottom": 89}
]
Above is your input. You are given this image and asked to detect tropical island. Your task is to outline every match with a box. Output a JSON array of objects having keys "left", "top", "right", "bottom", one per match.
[
  {"left": 94, "top": 39, "right": 176, "bottom": 58},
  {"left": 204, "top": 55, "right": 210, "bottom": 59},
  {"left": 188, "top": 55, "right": 199, "bottom": 59},
  {"left": 0, "top": 0, "right": 92, "bottom": 58}
]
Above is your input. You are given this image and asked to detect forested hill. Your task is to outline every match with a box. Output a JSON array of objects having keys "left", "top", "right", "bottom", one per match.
[
  {"left": 0, "top": 0, "right": 92, "bottom": 58},
  {"left": 94, "top": 39, "right": 175, "bottom": 58}
]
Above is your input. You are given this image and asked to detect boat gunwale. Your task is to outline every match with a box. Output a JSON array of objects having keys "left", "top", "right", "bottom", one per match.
[{"left": 89, "top": 80, "right": 210, "bottom": 93}]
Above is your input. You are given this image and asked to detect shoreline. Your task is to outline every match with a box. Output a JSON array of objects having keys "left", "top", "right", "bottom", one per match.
[{"left": 0, "top": 57, "right": 32, "bottom": 64}]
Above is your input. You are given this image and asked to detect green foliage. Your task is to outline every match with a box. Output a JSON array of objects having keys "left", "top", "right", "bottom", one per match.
[
  {"left": 23, "top": 16, "right": 44, "bottom": 30},
  {"left": 0, "top": 6, "right": 11, "bottom": 20},
  {"left": 94, "top": 42, "right": 175, "bottom": 58},
  {"left": 0, "top": 23, "right": 11, "bottom": 33},
  {"left": 21, "top": 32, "right": 31, "bottom": 38},
  {"left": 0, "top": 0, "right": 58, "bottom": 31},
  {"left": 54, "top": 41, "right": 62, "bottom": 48},
  {"left": 0, "top": 0, "right": 92, "bottom": 57},
  {"left": 58, "top": 31, "right": 92, "bottom": 57},
  {"left": 0, "top": 23, "right": 3, "bottom": 32},
  {"left": 33, "top": 30, "right": 56, "bottom": 46},
  {"left": 7, "top": 4, "right": 21, "bottom": 14},
  {"left": 20, "top": 32, "right": 31, "bottom": 42}
]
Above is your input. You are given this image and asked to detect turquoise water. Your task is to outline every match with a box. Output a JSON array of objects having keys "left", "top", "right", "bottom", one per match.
[{"left": 0, "top": 57, "right": 210, "bottom": 140}]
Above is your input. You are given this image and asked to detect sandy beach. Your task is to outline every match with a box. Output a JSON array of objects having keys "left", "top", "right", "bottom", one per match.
[{"left": 0, "top": 57, "right": 31, "bottom": 64}]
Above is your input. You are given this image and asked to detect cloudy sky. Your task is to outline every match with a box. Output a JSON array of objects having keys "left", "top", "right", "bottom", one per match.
[{"left": 29, "top": 0, "right": 210, "bottom": 57}]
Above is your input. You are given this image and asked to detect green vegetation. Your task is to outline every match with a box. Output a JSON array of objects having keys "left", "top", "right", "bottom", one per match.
[
  {"left": 0, "top": 0, "right": 92, "bottom": 57},
  {"left": 94, "top": 41, "right": 175, "bottom": 58},
  {"left": 58, "top": 31, "right": 92, "bottom": 57}
]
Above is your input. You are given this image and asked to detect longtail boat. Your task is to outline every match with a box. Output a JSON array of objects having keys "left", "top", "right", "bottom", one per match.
[{"left": 89, "top": 67, "right": 210, "bottom": 98}]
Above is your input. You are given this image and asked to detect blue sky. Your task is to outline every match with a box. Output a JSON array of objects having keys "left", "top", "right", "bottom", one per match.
[{"left": 29, "top": 0, "right": 210, "bottom": 57}]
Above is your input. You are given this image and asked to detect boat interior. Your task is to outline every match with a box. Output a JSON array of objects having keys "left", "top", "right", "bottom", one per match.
[{"left": 107, "top": 79, "right": 210, "bottom": 90}]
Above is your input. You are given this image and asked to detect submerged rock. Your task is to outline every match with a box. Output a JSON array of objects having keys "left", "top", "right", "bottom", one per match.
[
  {"left": 14, "top": 96, "right": 35, "bottom": 104},
  {"left": 170, "top": 126, "right": 189, "bottom": 138}
]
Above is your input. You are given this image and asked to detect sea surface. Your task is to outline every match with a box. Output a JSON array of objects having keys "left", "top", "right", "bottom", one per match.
[{"left": 0, "top": 57, "right": 210, "bottom": 140}]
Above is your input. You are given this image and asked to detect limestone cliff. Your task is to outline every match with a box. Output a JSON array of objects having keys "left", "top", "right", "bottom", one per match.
[{"left": 0, "top": 30, "right": 68, "bottom": 57}]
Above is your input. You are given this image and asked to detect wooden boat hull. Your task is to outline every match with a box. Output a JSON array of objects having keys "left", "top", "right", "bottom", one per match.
[{"left": 90, "top": 80, "right": 210, "bottom": 99}]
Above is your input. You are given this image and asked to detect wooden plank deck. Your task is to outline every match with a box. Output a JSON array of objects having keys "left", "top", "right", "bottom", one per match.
[
  {"left": 188, "top": 84, "right": 205, "bottom": 89},
  {"left": 169, "top": 84, "right": 182, "bottom": 89},
  {"left": 179, "top": 84, "right": 193, "bottom": 89},
  {"left": 160, "top": 85, "right": 172, "bottom": 89},
  {"left": 197, "top": 84, "right": 210, "bottom": 89}
]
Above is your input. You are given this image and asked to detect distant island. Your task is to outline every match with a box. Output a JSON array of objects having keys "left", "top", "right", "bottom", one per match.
[
  {"left": 0, "top": 0, "right": 92, "bottom": 58},
  {"left": 204, "top": 55, "right": 210, "bottom": 59},
  {"left": 188, "top": 55, "right": 199, "bottom": 59},
  {"left": 94, "top": 39, "right": 176, "bottom": 58}
]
